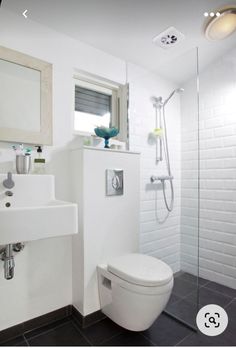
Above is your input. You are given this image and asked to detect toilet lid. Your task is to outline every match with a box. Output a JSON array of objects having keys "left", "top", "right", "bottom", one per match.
[{"left": 107, "top": 253, "right": 173, "bottom": 287}]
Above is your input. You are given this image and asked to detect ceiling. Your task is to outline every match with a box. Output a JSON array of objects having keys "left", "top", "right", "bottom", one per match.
[{"left": 3, "top": 0, "right": 236, "bottom": 84}]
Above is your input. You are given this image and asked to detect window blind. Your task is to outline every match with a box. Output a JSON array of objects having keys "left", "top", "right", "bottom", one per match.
[{"left": 75, "top": 85, "right": 111, "bottom": 116}]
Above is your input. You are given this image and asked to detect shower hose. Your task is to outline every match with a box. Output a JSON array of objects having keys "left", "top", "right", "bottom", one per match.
[{"left": 161, "top": 106, "right": 174, "bottom": 212}]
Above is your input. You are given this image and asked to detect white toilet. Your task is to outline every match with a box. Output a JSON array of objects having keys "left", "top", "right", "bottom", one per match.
[{"left": 97, "top": 253, "right": 173, "bottom": 331}]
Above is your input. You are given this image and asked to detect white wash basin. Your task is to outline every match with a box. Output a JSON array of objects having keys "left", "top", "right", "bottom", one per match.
[{"left": 0, "top": 174, "right": 78, "bottom": 244}]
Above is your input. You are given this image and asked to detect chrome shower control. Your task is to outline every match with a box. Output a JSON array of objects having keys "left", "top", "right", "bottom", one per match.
[{"left": 150, "top": 175, "right": 158, "bottom": 183}]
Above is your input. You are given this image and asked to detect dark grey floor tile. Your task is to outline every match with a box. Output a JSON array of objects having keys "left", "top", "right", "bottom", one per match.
[
  {"left": 178, "top": 327, "right": 236, "bottom": 346},
  {"left": 103, "top": 331, "right": 154, "bottom": 346},
  {"left": 172, "top": 277, "right": 197, "bottom": 298},
  {"left": 24, "top": 318, "right": 70, "bottom": 339},
  {"left": 186, "top": 287, "right": 233, "bottom": 308},
  {"left": 78, "top": 317, "right": 124, "bottom": 345},
  {"left": 226, "top": 300, "right": 236, "bottom": 323},
  {"left": 27, "top": 321, "right": 90, "bottom": 346},
  {"left": 142, "top": 313, "right": 193, "bottom": 346},
  {"left": 204, "top": 281, "right": 236, "bottom": 299},
  {"left": 176, "top": 272, "right": 209, "bottom": 287},
  {"left": 227, "top": 317, "right": 236, "bottom": 336},
  {"left": 166, "top": 293, "right": 181, "bottom": 307},
  {"left": 165, "top": 299, "right": 199, "bottom": 327},
  {"left": 177, "top": 299, "right": 236, "bottom": 346},
  {"left": 0, "top": 324, "right": 23, "bottom": 346},
  {"left": 174, "top": 271, "right": 184, "bottom": 278},
  {"left": 1, "top": 336, "right": 27, "bottom": 346}
]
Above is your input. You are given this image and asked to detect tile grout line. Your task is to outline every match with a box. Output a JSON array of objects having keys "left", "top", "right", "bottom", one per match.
[
  {"left": 24, "top": 320, "right": 70, "bottom": 342},
  {"left": 224, "top": 297, "right": 235, "bottom": 309},
  {"left": 174, "top": 273, "right": 236, "bottom": 299},
  {"left": 22, "top": 334, "right": 30, "bottom": 346},
  {"left": 71, "top": 320, "right": 93, "bottom": 346},
  {"left": 173, "top": 275, "right": 209, "bottom": 290},
  {"left": 96, "top": 331, "right": 126, "bottom": 346},
  {"left": 200, "top": 288, "right": 235, "bottom": 303},
  {"left": 139, "top": 331, "right": 159, "bottom": 346},
  {"left": 173, "top": 280, "right": 235, "bottom": 304},
  {"left": 174, "top": 331, "right": 195, "bottom": 346},
  {"left": 164, "top": 311, "right": 197, "bottom": 331},
  {"left": 172, "top": 290, "right": 233, "bottom": 309},
  {"left": 202, "top": 283, "right": 236, "bottom": 299}
]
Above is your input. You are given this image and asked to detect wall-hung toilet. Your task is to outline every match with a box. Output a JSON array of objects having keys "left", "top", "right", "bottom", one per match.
[{"left": 97, "top": 253, "right": 173, "bottom": 331}]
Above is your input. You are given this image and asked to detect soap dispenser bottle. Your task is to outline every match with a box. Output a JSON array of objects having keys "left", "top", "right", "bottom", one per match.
[{"left": 34, "top": 146, "right": 46, "bottom": 174}]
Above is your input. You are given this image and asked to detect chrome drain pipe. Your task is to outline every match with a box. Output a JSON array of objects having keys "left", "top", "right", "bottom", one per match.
[
  {"left": 0, "top": 243, "right": 24, "bottom": 280},
  {"left": 3, "top": 244, "right": 15, "bottom": 280}
]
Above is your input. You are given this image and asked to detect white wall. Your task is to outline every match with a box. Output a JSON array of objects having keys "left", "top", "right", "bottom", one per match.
[
  {"left": 181, "top": 47, "right": 236, "bottom": 289},
  {"left": 71, "top": 148, "right": 140, "bottom": 316},
  {"left": 0, "top": 8, "right": 182, "bottom": 329},
  {"left": 128, "top": 63, "right": 182, "bottom": 273},
  {"left": 0, "top": 9, "right": 125, "bottom": 175},
  {"left": 0, "top": 9, "right": 125, "bottom": 331}
]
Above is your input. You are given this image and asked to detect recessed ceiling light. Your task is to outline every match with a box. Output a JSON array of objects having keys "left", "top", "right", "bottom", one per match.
[
  {"left": 204, "top": 12, "right": 209, "bottom": 17},
  {"left": 205, "top": 7, "right": 236, "bottom": 40}
]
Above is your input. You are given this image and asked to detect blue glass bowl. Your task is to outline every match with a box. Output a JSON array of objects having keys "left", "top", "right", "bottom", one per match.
[{"left": 94, "top": 127, "right": 119, "bottom": 148}]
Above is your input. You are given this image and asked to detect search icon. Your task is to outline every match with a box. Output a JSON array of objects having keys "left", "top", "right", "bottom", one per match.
[
  {"left": 197, "top": 305, "right": 228, "bottom": 336},
  {"left": 209, "top": 316, "right": 216, "bottom": 325}
]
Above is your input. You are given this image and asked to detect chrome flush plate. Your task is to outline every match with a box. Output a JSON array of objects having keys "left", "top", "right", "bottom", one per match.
[{"left": 106, "top": 169, "right": 124, "bottom": 196}]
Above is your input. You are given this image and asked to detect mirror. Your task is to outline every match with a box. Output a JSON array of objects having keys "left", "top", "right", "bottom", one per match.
[{"left": 0, "top": 46, "right": 52, "bottom": 145}]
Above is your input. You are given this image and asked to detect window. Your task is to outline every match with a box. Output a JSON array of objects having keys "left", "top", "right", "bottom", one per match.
[{"left": 73, "top": 73, "right": 128, "bottom": 142}]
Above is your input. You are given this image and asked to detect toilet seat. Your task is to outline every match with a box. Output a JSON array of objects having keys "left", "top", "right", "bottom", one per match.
[{"left": 107, "top": 253, "right": 173, "bottom": 287}]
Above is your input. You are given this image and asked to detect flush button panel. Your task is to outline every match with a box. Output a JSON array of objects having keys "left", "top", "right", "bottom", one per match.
[{"left": 106, "top": 169, "right": 123, "bottom": 196}]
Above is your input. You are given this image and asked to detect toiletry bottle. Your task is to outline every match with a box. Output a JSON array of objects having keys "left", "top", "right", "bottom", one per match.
[{"left": 34, "top": 146, "right": 46, "bottom": 174}]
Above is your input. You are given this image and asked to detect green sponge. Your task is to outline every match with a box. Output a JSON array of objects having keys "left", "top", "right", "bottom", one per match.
[{"left": 153, "top": 128, "right": 163, "bottom": 137}]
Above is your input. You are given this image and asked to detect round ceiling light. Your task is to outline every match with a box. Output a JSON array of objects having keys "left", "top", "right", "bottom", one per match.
[{"left": 205, "top": 8, "right": 236, "bottom": 40}]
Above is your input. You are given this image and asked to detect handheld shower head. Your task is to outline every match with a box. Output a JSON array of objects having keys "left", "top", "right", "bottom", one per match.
[{"left": 163, "top": 87, "right": 184, "bottom": 106}]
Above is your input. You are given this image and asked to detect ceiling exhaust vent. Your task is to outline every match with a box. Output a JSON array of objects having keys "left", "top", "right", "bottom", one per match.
[{"left": 152, "top": 26, "right": 185, "bottom": 49}]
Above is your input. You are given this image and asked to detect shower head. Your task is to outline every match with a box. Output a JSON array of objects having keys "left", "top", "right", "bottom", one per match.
[
  {"left": 163, "top": 87, "right": 184, "bottom": 106},
  {"left": 176, "top": 88, "right": 184, "bottom": 93}
]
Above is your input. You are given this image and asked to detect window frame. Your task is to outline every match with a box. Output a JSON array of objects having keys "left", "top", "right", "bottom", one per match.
[{"left": 73, "top": 72, "right": 128, "bottom": 143}]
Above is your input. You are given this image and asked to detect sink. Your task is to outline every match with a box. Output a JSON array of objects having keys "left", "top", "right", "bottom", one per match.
[{"left": 0, "top": 174, "right": 78, "bottom": 244}]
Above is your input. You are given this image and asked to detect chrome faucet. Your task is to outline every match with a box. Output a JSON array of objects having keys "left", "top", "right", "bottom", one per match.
[{"left": 3, "top": 172, "right": 15, "bottom": 189}]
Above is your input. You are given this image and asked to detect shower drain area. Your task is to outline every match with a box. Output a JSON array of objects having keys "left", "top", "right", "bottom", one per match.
[{"left": 153, "top": 26, "right": 185, "bottom": 49}]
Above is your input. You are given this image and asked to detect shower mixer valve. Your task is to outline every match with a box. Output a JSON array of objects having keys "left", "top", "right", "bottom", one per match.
[{"left": 150, "top": 175, "right": 174, "bottom": 183}]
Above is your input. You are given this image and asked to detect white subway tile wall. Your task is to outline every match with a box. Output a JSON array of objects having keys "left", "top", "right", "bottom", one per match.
[
  {"left": 181, "top": 47, "right": 236, "bottom": 289},
  {"left": 128, "top": 63, "right": 181, "bottom": 273}
]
